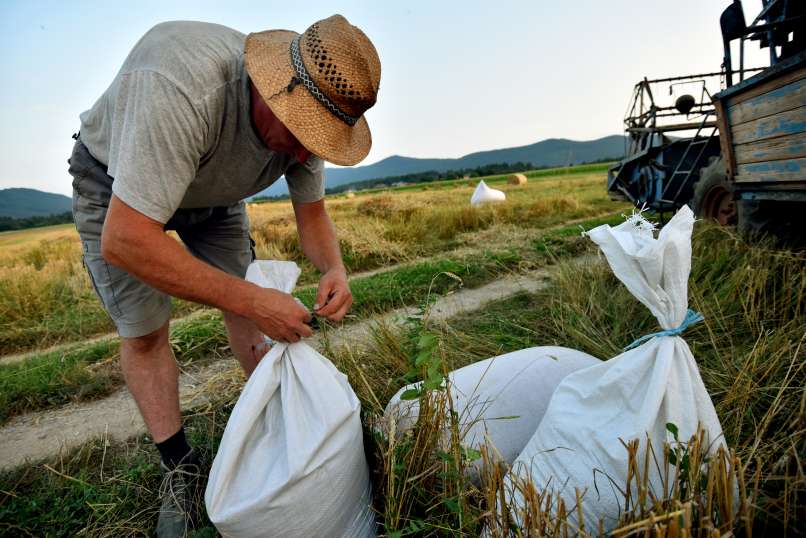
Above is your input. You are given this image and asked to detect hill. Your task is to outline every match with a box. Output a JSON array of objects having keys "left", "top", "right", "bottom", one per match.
[
  {"left": 0, "top": 188, "right": 72, "bottom": 219},
  {"left": 252, "top": 135, "right": 626, "bottom": 198}
]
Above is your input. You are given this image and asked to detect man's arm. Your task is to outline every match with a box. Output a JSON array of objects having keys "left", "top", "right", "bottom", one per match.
[
  {"left": 101, "top": 195, "right": 313, "bottom": 342},
  {"left": 293, "top": 199, "right": 353, "bottom": 321}
]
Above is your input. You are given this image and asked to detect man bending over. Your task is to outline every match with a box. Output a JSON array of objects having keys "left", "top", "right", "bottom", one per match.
[{"left": 69, "top": 14, "right": 380, "bottom": 535}]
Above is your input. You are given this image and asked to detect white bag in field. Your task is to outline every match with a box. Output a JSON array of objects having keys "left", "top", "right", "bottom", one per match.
[
  {"left": 504, "top": 206, "right": 726, "bottom": 530},
  {"left": 471, "top": 180, "right": 506, "bottom": 206},
  {"left": 205, "top": 261, "right": 375, "bottom": 538},
  {"left": 385, "top": 346, "right": 601, "bottom": 480}
]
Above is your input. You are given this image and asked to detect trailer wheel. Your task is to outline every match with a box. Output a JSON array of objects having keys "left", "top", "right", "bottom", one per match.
[
  {"left": 737, "top": 199, "right": 806, "bottom": 246},
  {"left": 691, "top": 158, "right": 737, "bottom": 225}
]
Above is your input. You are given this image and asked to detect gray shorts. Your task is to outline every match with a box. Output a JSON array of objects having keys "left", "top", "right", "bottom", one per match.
[{"left": 69, "top": 138, "right": 255, "bottom": 338}]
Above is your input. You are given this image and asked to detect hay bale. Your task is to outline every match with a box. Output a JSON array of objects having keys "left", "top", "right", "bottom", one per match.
[
  {"left": 346, "top": 191, "right": 356, "bottom": 198},
  {"left": 508, "top": 173, "right": 527, "bottom": 185}
]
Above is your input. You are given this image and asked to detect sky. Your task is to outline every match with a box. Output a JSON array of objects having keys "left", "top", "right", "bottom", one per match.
[{"left": 0, "top": 0, "right": 770, "bottom": 196}]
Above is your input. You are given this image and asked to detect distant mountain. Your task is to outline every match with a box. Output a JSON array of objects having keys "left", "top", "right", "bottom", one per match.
[
  {"left": 253, "top": 135, "right": 626, "bottom": 198},
  {"left": 0, "top": 188, "right": 72, "bottom": 219}
]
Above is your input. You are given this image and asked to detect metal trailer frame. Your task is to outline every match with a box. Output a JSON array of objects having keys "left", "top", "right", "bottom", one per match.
[
  {"left": 607, "top": 72, "right": 731, "bottom": 219},
  {"left": 608, "top": 0, "right": 804, "bottom": 223}
]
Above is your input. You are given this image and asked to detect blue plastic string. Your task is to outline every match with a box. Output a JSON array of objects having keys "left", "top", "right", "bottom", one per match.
[{"left": 624, "top": 309, "right": 704, "bottom": 350}]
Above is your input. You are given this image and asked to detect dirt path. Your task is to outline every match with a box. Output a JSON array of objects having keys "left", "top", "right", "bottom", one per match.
[{"left": 0, "top": 269, "right": 554, "bottom": 470}]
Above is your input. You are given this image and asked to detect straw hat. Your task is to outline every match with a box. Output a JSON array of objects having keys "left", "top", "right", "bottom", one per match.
[{"left": 245, "top": 15, "right": 381, "bottom": 166}]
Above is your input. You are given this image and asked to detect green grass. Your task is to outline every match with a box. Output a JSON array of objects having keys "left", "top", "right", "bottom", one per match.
[
  {"left": 0, "top": 311, "right": 228, "bottom": 424},
  {"left": 0, "top": 339, "right": 120, "bottom": 423},
  {"left": 298, "top": 251, "right": 523, "bottom": 314},
  {"left": 2, "top": 222, "right": 802, "bottom": 535}
]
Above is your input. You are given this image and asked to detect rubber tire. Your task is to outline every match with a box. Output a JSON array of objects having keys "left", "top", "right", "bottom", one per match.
[
  {"left": 690, "top": 157, "right": 736, "bottom": 225},
  {"left": 737, "top": 199, "right": 806, "bottom": 247}
]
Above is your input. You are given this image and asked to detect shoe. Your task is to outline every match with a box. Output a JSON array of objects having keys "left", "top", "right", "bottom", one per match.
[{"left": 156, "top": 450, "right": 202, "bottom": 537}]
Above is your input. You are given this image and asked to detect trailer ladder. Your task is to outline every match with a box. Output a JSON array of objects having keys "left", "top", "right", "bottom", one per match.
[{"left": 658, "top": 112, "right": 719, "bottom": 210}]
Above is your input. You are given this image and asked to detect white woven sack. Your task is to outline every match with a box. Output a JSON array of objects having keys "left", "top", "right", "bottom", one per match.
[
  {"left": 471, "top": 180, "right": 506, "bottom": 206},
  {"left": 385, "top": 346, "right": 601, "bottom": 481},
  {"left": 205, "top": 261, "right": 375, "bottom": 538},
  {"left": 505, "top": 206, "right": 726, "bottom": 530}
]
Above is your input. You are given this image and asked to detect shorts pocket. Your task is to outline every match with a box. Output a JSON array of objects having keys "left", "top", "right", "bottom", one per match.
[
  {"left": 68, "top": 143, "right": 92, "bottom": 192},
  {"left": 68, "top": 141, "right": 112, "bottom": 200},
  {"left": 82, "top": 240, "right": 128, "bottom": 319}
]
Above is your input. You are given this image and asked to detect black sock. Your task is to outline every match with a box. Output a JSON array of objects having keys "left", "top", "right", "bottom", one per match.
[{"left": 156, "top": 427, "right": 193, "bottom": 468}]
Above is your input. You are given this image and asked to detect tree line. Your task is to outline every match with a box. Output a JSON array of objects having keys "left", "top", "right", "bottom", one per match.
[
  {"left": 324, "top": 161, "right": 535, "bottom": 195},
  {"left": 253, "top": 162, "right": 539, "bottom": 202},
  {"left": 0, "top": 211, "right": 74, "bottom": 232}
]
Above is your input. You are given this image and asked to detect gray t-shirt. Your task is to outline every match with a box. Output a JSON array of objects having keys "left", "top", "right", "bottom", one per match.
[{"left": 79, "top": 21, "right": 324, "bottom": 223}]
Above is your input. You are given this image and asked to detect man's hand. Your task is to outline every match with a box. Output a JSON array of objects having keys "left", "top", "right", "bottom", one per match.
[
  {"left": 250, "top": 288, "right": 313, "bottom": 343},
  {"left": 293, "top": 200, "right": 353, "bottom": 322},
  {"left": 314, "top": 266, "right": 352, "bottom": 322}
]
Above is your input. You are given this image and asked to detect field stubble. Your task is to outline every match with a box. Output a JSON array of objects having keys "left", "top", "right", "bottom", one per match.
[{"left": 0, "top": 221, "right": 802, "bottom": 536}]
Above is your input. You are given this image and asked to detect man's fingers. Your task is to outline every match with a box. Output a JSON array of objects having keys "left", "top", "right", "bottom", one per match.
[
  {"left": 323, "top": 290, "right": 352, "bottom": 321},
  {"left": 328, "top": 295, "right": 353, "bottom": 322},
  {"left": 313, "top": 285, "right": 331, "bottom": 312},
  {"left": 285, "top": 326, "right": 303, "bottom": 342},
  {"left": 292, "top": 300, "right": 313, "bottom": 323},
  {"left": 314, "top": 290, "right": 337, "bottom": 315},
  {"left": 316, "top": 288, "right": 345, "bottom": 317},
  {"left": 295, "top": 321, "right": 313, "bottom": 338}
]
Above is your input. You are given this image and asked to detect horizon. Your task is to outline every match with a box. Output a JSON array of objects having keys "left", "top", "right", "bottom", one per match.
[
  {"left": 1, "top": 1, "right": 769, "bottom": 197},
  {"left": 0, "top": 133, "right": 624, "bottom": 197},
  {"left": 372, "top": 134, "right": 623, "bottom": 162}
]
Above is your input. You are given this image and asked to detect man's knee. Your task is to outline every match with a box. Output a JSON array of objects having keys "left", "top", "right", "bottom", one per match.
[
  {"left": 222, "top": 310, "right": 264, "bottom": 351},
  {"left": 222, "top": 311, "right": 241, "bottom": 326},
  {"left": 121, "top": 322, "right": 170, "bottom": 355},
  {"left": 223, "top": 311, "right": 258, "bottom": 337}
]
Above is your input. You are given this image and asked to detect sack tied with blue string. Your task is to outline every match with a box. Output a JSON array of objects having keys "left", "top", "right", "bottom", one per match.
[{"left": 502, "top": 206, "right": 727, "bottom": 531}]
